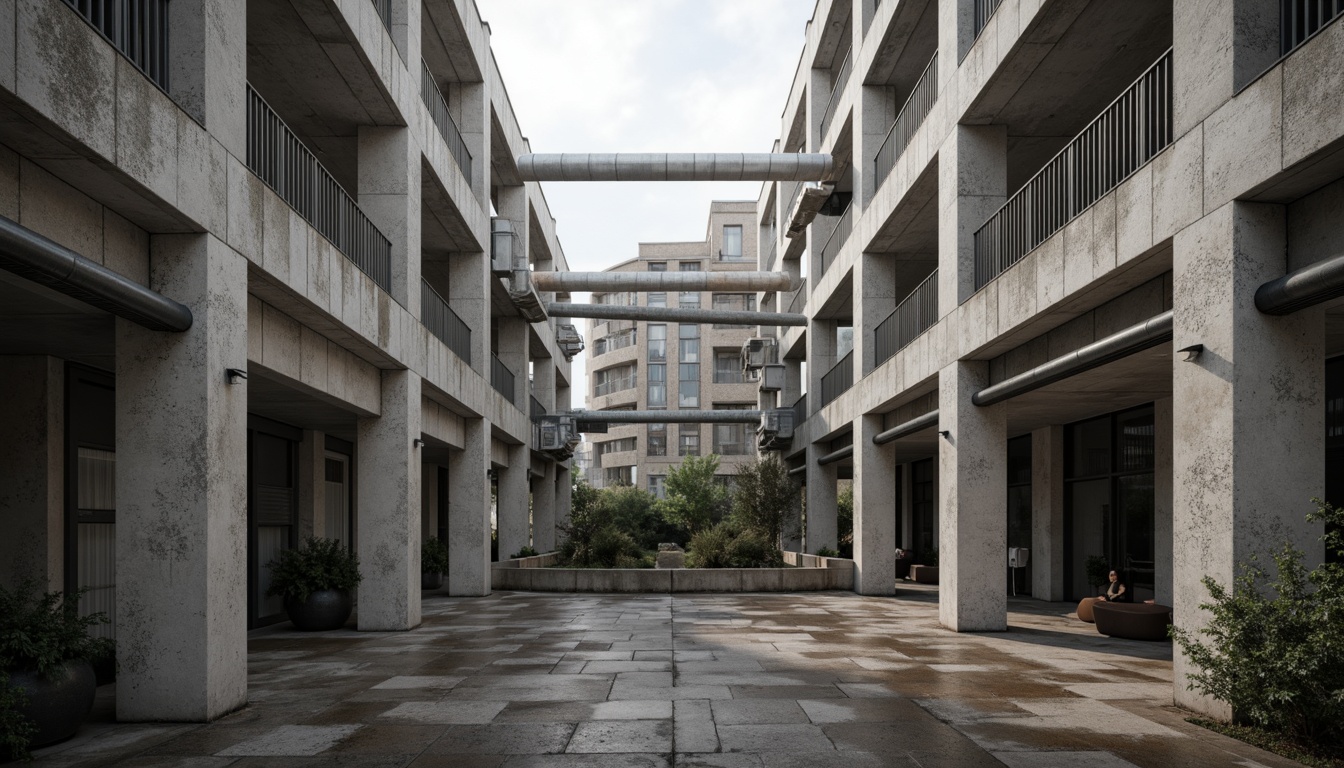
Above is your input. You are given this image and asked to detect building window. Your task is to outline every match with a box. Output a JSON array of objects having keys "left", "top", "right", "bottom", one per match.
[
  {"left": 596, "top": 437, "right": 637, "bottom": 459},
  {"left": 679, "top": 364, "right": 700, "bottom": 407},
  {"left": 721, "top": 225, "right": 744, "bottom": 260},
  {"left": 649, "top": 262, "right": 667, "bottom": 272},
  {"left": 648, "top": 423, "right": 667, "bottom": 457},
  {"left": 648, "top": 324, "right": 667, "bottom": 362},
  {"left": 594, "top": 365, "right": 637, "bottom": 397},
  {"left": 649, "top": 292, "right": 667, "bottom": 308},
  {"left": 647, "top": 364, "right": 667, "bottom": 407},
  {"left": 1007, "top": 434, "right": 1033, "bottom": 596},
  {"left": 648, "top": 474, "right": 667, "bottom": 499},
  {"left": 595, "top": 291, "right": 637, "bottom": 307},
  {"left": 680, "top": 291, "right": 700, "bottom": 308},
  {"left": 679, "top": 261, "right": 701, "bottom": 271},
  {"left": 712, "top": 294, "right": 757, "bottom": 328},
  {"left": 712, "top": 404, "right": 753, "bottom": 456},
  {"left": 604, "top": 466, "right": 633, "bottom": 487},
  {"left": 679, "top": 324, "right": 700, "bottom": 363},
  {"left": 679, "top": 424, "right": 700, "bottom": 456},
  {"left": 714, "top": 350, "right": 743, "bottom": 383}
]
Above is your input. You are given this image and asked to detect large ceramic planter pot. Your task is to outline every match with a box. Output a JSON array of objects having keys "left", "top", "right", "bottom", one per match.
[
  {"left": 8, "top": 659, "right": 96, "bottom": 748},
  {"left": 284, "top": 589, "right": 353, "bottom": 631},
  {"left": 422, "top": 572, "right": 443, "bottom": 590}
]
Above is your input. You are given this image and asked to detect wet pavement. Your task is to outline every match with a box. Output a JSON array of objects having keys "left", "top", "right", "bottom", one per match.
[{"left": 32, "top": 587, "right": 1300, "bottom": 767}]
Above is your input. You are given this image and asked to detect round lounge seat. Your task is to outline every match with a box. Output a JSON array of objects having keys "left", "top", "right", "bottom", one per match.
[
  {"left": 1092, "top": 602, "right": 1172, "bottom": 641},
  {"left": 1076, "top": 597, "right": 1099, "bottom": 623}
]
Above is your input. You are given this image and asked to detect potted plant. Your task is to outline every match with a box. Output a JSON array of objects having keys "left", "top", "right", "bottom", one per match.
[
  {"left": 267, "top": 538, "right": 362, "bottom": 631},
  {"left": 1085, "top": 555, "right": 1110, "bottom": 596},
  {"left": 911, "top": 548, "right": 940, "bottom": 584},
  {"left": 0, "top": 579, "right": 112, "bottom": 759},
  {"left": 422, "top": 537, "right": 450, "bottom": 590}
]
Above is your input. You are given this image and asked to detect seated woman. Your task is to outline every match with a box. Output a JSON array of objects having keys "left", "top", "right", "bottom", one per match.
[{"left": 1096, "top": 569, "right": 1131, "bottom": 603}]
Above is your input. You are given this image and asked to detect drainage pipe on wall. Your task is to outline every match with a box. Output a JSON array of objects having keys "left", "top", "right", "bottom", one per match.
[
  {"left": 872, "top": 410, "right": 939, "bottom": 445},
  {"left": 569, "top": 409, "right": 762, "bottom": 424},
  {"left": 816, "top": 445, "right": 854, "bottom": 465},
  {"left": 971, "top": 310, "right": 1173, "bottom": 407},
  {"left": 548, "top": 302, "right": 807, "bottom": 327},
  {"left": 532, "top": 271, "right": 796, "bottom": 293},
  {"left": 516, "top": 153, "right": 836, "bottom": 182},
  {"left": 1254, "top": 252, "right": 1344, "bottom": 315},
  {"left": 0, "top": 214, "right": 193, "bottom": 332}
]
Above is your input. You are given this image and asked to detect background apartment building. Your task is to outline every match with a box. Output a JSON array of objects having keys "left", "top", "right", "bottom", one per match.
[{"left": 586, "top": 202, "right": 760, "bottom": 497}]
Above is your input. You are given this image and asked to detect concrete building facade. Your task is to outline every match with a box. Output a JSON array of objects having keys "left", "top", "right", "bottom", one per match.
[{"left": 0, "top": 0, "right": 574, "bottom": 721}]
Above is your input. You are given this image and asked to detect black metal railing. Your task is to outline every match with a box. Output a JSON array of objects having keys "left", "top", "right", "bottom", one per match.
[
  {"left": 530, "top": 394, "right": 546, "bottom": 422},
  {"left": 371, "top": 0, "right": 392, "bottom": 34},
  {"left": 874, "top": 52, "right": 938, "bottom": 192},
  {"left": 491, "top": 353, "right": 516, "bottom": 402},
  {"left": 820, "top": 51, "right": 853, "bottom": 142},
  {"left": 973, "top": 49, "right": 1172, "bottom": 291},
  {"left": 793, "top": 393, "right": 809, "bottom": 424},
  {"left": 764, "top": 239, "right": 778, "bottom": 272},
  {"left": 592, "top": 328, "right": 636, "bottom": 357},
  {"left": 63, "top": 0, "right": 170, "bottom": 90},
  {"left": 875, "top": 270, "right": 938, "bottom": 366},
  {"left": 246, "top": 85, "right": 393, "bottom": 293},
  {"left": 819, "top": 203, "right": 853, "bottom": 277},
  {"left": 421, "top": 280, "right": 471, "bottom": 365},
  {"left": 787, "top": 284, "right": 807, "bottom": 316},
  {"left": 1282, "top": 0, "right": 1344, "bottom": 55},
  {"left": 420, "top": 60, "right": 474, "bottom": 182},
  {"left": 820, "top": 351, "right": 854, "bottom": 408},
  {"left": 974, "top": 0, "right": 1005, "bottom": 40},
  {"left": 594, "top": 373, "right": 638, "bottom": 398}
]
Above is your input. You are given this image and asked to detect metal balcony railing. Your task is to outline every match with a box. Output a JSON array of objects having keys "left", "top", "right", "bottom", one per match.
[
  {"left": 787, "top": 284, "right": 807, "bottom": 316},
  {"left": 793, "top": 393, "right": 809, "bottom": 425},
  {"left": 593, "top": 328, "right": 636, "bottom": 357},
  {"left": 764, "top": 239, "right": 778, "bottom": 272},
  {"left": 786, "top": 180, "right": 804, "bottom": 220},
  {"left": 874, "top": 52, "right": 938, "bottom": 193},
  {"left": 491, "top": 353, "right": 515, "bottom": 402},
  {"left": 421, "top": 280, "right": 471, "bottom": 365},
  {"left": 1282, "top": 0, "right": 1344, "bottom": 55},
  {"left": 420, "top": 60, "right": 474, "bottom": 183},
  {"left": 594, "top": 373, "right": 638, "bottom": 398},
  {"left": 371, "top": 0, "right": 392, "bottom": 34},
  {"left": 819, "top": 203, "right": 853, "bottom": 278},
  {"left": 820, "top": 51, "right": 853, "bottom": 142},
  {"left": 63, "top": 0, "right": 170, "bottom": 90},
  {"left": 973, "top": 50, "right": 1172, "bottom": 292},
  {"left": 530, "top": 394, "right": 546, "bottom": 422},
  {"left": 875, "top": 270, "right": 938, "bottom": 367},
  {"left": 820, "top": 351, "right": 854, "bottom": 408},
  {"left": 974, "top": 0, "right": 1005, "bottom": 40},
  {"left": 246, "top": 85, "right": 393, "bottom": 293}
]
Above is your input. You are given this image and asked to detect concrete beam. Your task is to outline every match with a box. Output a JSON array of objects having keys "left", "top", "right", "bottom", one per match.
[
  {"left": 516, "top": 153, "right": 835, "bottom": 182},
  {"left": 532, "top": 271, "right": 796, "bottom": 292},
  {"left": 569, "top": 409, "right": 761, "bottom": 425},
  {"left": 548, "top": 303, "right": 804, "bottom": 327}
]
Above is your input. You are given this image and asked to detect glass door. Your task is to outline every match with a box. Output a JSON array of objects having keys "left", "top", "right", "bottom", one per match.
[
  {"left": 323, "top": 452, "right": 350, "bottom": 548},
  {"left": 65, "top": 365, "right": 117, "bottom": 640},
  {"left": 248, "top": 423, "right": 298, "bottom": 628}
]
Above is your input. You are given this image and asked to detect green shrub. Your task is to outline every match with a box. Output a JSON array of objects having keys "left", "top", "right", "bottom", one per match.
[
  {"left": 0, "top": 671, "right": 35, "bottom": 762},
  {"left": 816, "top": 547, "right": 840, "bottom": 559},
  {"left": 657, "top": 455, "right": 729, "bottom": 535},
  {"left": 579, "top": 527, "right": 644, "bottom": 569},
  {"left": 267, "top": 538, "right": 362, "bottom": 602},
  {"left": 732, "top": 455, "right": 799, "bottom": 546},
  {"left": 1171, "top": 500, "right": 1344, "bottom": 752},
  {"left": 688, "top": 522, "right": 782, "bottom": 568},
  {"left": 728, "top": 528, "right": 783, "bottom": 568},
  {"left": 1085, "top": 555, "right": 1110, "bottom": 595},
  {"left": 836, "top": 484, "right": 854, "bottom": 559},
  {"left": 511, "top": 546, "right": 540, "bottom": 559},
  {"left": 422, "top": 537, "right": 450, "bottom": 574},
  {"left": 687, "top": 523, "right": 735, "bottom": 568}
]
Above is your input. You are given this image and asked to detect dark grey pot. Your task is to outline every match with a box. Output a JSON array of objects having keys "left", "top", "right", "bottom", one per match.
[
  {"left": 8, "top": 659, "right": 97, "bottom": 748},
  {"left": 284, "top": 589, "right": 353, "bottom": 631},
  {"left": 421, "top": 572, "right": 443, "bottom": 590}
]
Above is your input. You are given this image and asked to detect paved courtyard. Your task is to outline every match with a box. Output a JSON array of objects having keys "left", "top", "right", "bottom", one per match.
[{"left": 33, "top": 589, "right": 1299, "bottom": 767}]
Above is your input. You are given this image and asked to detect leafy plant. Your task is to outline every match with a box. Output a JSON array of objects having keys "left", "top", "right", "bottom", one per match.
[
  {"left": 923, "top": 547, "right": 940, "bottom": 567},
  {"left": 731, "top": 455, "right": 799, "bottom": 547},
  {"left": 687, "top": 524, "right": 735, "bottom": 568},
  {"left": 1, "top": 672, "right": 36, "bottom": 763},
  {"left": 422, "top": 537, "right": 450, "bottom": 574},
  {"left": 657, "top": 455, "right": 729, "bottom": 535},
  {"left": 816, "top": 546, "right": 840, "bottom": 559},
  {"left": 836, "top": 484, "right": 854, "bottom": 559},
  {"left": 511, "top": 546, "right": 539, "bottom": 559},
  {"left": 688, "top": 522, "right": 783, "bottom": 568},
  {"left": 1085, "top": 555, "right": 1110, "bottom": 593},
  {"left": 266, "top": 538, "right": 362, "bottom": 602},
  {"left": 1171, "top": 500, "right": 1344, "bottom": 753}
]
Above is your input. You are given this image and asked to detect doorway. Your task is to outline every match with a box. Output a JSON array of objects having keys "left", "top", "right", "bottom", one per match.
[{"left": 248, "top": 416, "right": 300, "bottom": 628}]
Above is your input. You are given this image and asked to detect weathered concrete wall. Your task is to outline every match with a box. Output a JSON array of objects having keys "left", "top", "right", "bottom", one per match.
[
  {"left": 491, "top": 565, "right": 854, "bottom": 593},
  {"left": 0, "top": 356, "right": 63, "bottom": 592}
]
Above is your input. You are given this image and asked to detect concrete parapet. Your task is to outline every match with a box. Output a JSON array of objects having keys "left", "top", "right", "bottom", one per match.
[{"left": 489, "top": 563, "right": 853, "bottom": 593}]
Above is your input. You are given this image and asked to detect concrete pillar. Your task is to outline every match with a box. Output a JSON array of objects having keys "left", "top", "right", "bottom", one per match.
[
  {"left": 1154, "top": 397, "right": 1173, "bottom": 608},
  {"left": 856, "top": 254, "right": 898, "bottom": 377},
  {"left": 358, "top": 126, "right": 422, "bottom": 316},
  {"left": 497, "top": 442, "right": 530, "bottom": 559},
  {"left": 808, "top": 321, "right": 837, "bottom": 410},
  {"left": 356, "top": 370, "right": 422, "bottom": 631},
  {"left": 938, "top": 360, "right": 1007, "bottom": 631},
  {"left": 0, "top": 356, "right": 63, "bottom": 592},
  {"left": 1172, "top": 202, "right": 1324, "bottom": 717},
  {"left": 939, "top": 0, "right": 977, "bottom": 85},
  {"left": 448, "top": 418, "right": 491, "bottom": 595},
  {"left": 805, "top": 447, "right": 838, "bottom": 553},
  {"left": 899, "top": 462, "right": 913, "bottom": 552},
  {"left": 297, "top": 430, "right": 326, "bottom": 541},
  {"left": 1173, "top": 0, "right": 1280, "bottom": 136},
  {"left": 1030, "top": 425, "right": 1065, "bottom": 601},
  {"left": 168, "top": 0, "right": 246, "bottom": 157},
  {"left": 115, "top": 234, "right": 247, "bottom": 721},
  {"left": 448, "top": 244, "right": 490, "bottom": 378},
  {"left": 938, "top": 125, "right": 1007, "bottom": 309},
  {"left": 454, "top": 80, "right": 488, "bottom": 203},
  {"left": 389, "top": 0, "right": 422, "bottom": 69},
  {"left": 421, "top": 462, "right": 439, "bottom": 543},
  {"left": 854, "top": 415, "right": 896, "bottom": 595},
  {"left": 533, "top": 462, "right": 557, "bottom": 553},
  {"left": 494, "top": 316, "right": 529, "bottom": 410}
]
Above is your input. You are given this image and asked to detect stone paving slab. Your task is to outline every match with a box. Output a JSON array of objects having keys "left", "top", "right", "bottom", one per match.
[{"left": 29, "top": 591, "right": 1307, "bottom": 767}]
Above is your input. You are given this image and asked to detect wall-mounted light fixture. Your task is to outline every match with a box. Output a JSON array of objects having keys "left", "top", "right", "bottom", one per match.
[
  {"left": 226, "top": 368, "right": 248, "bottom": 385},
  {"left": 413, "top": 438, "right": 425, "bottom": 448},
  {"left": 938, "top": 430, "right": 950, "bottom": 440},
  {"left": 1178, "top": 344, "right": 1204, "bottom": 363}
]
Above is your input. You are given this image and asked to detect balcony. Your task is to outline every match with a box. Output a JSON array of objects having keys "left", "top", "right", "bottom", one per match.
[
  {"left": 820, "top": 351, "right": 853, "bottom": 408},
  {"left": 874, "top": 52, "right": 938, "bottom": 193},
  {"left": 787, "top": 284, "right": 807, "bottom": 316},
  {"left": 594, "top": 373, "right": 638, "bottom": 398},
  {"left": 793, "top": 393, "right": 809, "bottom": 425},
  {"left": 371, "top": 0, "right": 392, "bottom": 34},
  {"left": 420, "top": 60, "right": 474, "bottom": 183},
  {"left": 875, "top": 270, "right": 938, "bottom": 367},
  {"left": 819, "top": 203, "right": 853, "bottom": 278},
  {"left": 1282, "top": 0, "right": 1344, "bottom": 55},
  {"left": 421, "top": 281, "right": 471, "bottom": 365},
  {"left": 491, "top": 353, "right": 516, "bottom": 402},
  {"left": 530, "top": 394, "right": 546, "bottom": 422},
  {"left": 819, "top": 51, "right": 853, "bottom": 143},
  {"left": 973, "top": 0, "right": 1005, "bottom": 40},
  {"left": 973, "top": 50, "right": 1172, "bottom": 292},
  {"left": 592, "top": 328, "right": 636, "bottom": 357},
  {"left": 763, "top": 239, "right": 778, "bottom": 272},
  {"left": 63, "top": 0, "right": 171, "bottom": 91},
  {"left": 246, "top": 85, "right": 393, "bottom": 293}
]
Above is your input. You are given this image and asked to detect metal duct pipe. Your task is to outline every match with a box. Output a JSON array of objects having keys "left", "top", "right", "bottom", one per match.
[
  {"left": 548, "top": 302, "right": 806, "bottom": 327},
  {"left": 817, "top": 445, "right": 854, "bottom": 465},
  {"left": 532, "top": 271, "right": 796, "bottom": 292},
  {"left": 873, "top": 410, "right": 939, "bottom": 445},
  {"left": 788, "top": 465, "right": 807, "bottom": 476},
  {"left": 570, "top": 409, "right": 762, "bottom": 424},
  {"left": 972, "top": 310, "right": 1173, "bottom": 407},
  {"left": 0, "top": 214, "right": 192, "bottom": 332},
  {"left": 1255, "top": 252, "right": 1344, "bottom": 315},
  {"left": 516, "top": 153, "right": 836, "bottom": 182}
]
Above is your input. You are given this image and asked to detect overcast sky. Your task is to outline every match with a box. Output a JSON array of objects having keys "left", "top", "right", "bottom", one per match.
[{"left": 481, "top": 0, "right": 816, "bottom": 406}]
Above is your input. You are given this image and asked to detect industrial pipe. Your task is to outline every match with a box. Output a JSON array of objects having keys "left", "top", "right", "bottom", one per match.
[
  {"left": 569, "top": 409, "right": 762, "bottom": 424},
  {"left": 516, "top": 153, "right": 835, "bottom": 182},
  {"left": 817, "top": 445, "right": 854, "bottom": 465},
  {"left": 788, "top": 465, "right": 807, "bottom": 476},
  {"left": 532, "top": 271, "right": 796, "bottom": 293},
  {"left": 0, "top": 214, "right": 192, "bottom": 332},
  {"left": 972, "top": 311, "right": 1173, "bottom": 407},
  {"left": 1254, "top": 252, "right": 1344, "bottom": 315},
  {"left": 548, "top": 302, "right": 806, "bottom": 327},
  {"left": 872, "top": 410, "right": 939, "bottom": 445}
]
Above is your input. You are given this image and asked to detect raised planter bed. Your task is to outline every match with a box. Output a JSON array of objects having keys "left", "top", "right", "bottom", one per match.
[{"left": 491, "top": 552, "right": 854, "bottom": 593}]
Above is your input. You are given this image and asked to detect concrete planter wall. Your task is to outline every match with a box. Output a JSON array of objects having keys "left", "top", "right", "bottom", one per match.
[
  {"left": 491, "top": 552, "right": 854, "bottom": 593},
  {"left": 909, "top": 565, "right": 940, "bottom": 584}
]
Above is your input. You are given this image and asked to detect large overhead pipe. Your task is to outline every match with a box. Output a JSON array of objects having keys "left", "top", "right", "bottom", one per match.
[
  {"left": 532, "top": 271, "right": 796, "bottom": 293},
  {"left": 873, "top": 410, "right": 939, "bottom": 445},
  {"left": 1255, "top": 252, "right": 1344, "bottom": 315},
  {"left": 548, "top": 302, "right": 806, "bottom": 327},
  {"left": 570, "top": 409, "right": 761, "bottom": 424},
  {"left": 516, "top": 153, "right": 836, "bottom": 183},
  {"left": 0, "top": 214, "right": 192, "bottom": 332},
  {"left": 972, "top": 310, "right": 1173, "bottom": 407},
  {"left": 816, "top": 445, "right": 854, "bottom": 465}
]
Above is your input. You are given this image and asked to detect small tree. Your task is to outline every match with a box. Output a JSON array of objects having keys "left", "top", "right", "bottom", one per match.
[
  {"left": 732, "top": 455, "right": 798, "bottom": 547},
  {"left": 657, "top": 455, "right": 728, "bottom": 535},
  {"left": 836, "top": 484, "right": 854, "bottom": 559}
]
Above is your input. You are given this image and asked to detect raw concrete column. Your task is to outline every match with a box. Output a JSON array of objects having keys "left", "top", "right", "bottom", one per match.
[
  {"left": 1030, "top": 425, "right": 1064, "bottom": 601},
  {"left": 533, "top": 462, "right": 557, "bottom": 553},
  {"left": 938, "top": 125, "right": 1006, "bottom": 309},
  {"left": 805, "top": 447, "right": 838, "bottom": 553},
  {"left": 115, "top": 234, "right": 247, "bottom": 721},
  {"left": 494, "top": 316, "right": 529, "bottom": 410},
  {"left": 356, "top": 370, "right": 422, "bottom": 631},
  {"left": 854, "top": 415, "right": 897, "bottom": 595},
  {"left": 938, "top": 361, "right": 1007, "bottom": 631},
  {"left": 1154, "top": 397, "right": 1173, "bottom": 608},
  {"left": 448, "top": 418, "right": 491, "bottom": 595},
  {"left": 938, "top": 0, "right": 977, "bottom": 84},
  {"left": 359, "top": 126, "right": 422, "bottom": 316},
  {"left": 1172, "top": 202, "right": 1323, "bottom": 717},
  {"left": 496, "top": 442, "right": 530, "bottom": 559},
  {"left": 0, "top": 356, "right": 63, "bottom": 592},
  {"left": 448, "top": 247, "right": 490, "bottom": 378},
  {"left": 807, "top": 321, "right": 837, "bottom": 410},
  {"left": 856, "top": 253, "right": 898, "bottom": 376},
  {"left": 1173, "top": 0, "right": 1280, "bottom": 136},
  {"left": 388, "top": 0, "right": 422, "bottom": 69},
  {"left": 168, "top": 0, "right": 246, "bottom": 157},
  {"left": 297, "top": 430, "right": 326, "bottom": 541}
]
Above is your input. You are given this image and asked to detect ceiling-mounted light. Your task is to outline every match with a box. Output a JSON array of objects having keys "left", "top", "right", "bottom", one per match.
[
  {"left": 1178, "top": 344, "right": 1204, "bottom": 362},
  {"left": 226, "top": 368, "right": 248, "bottom": 385}
]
